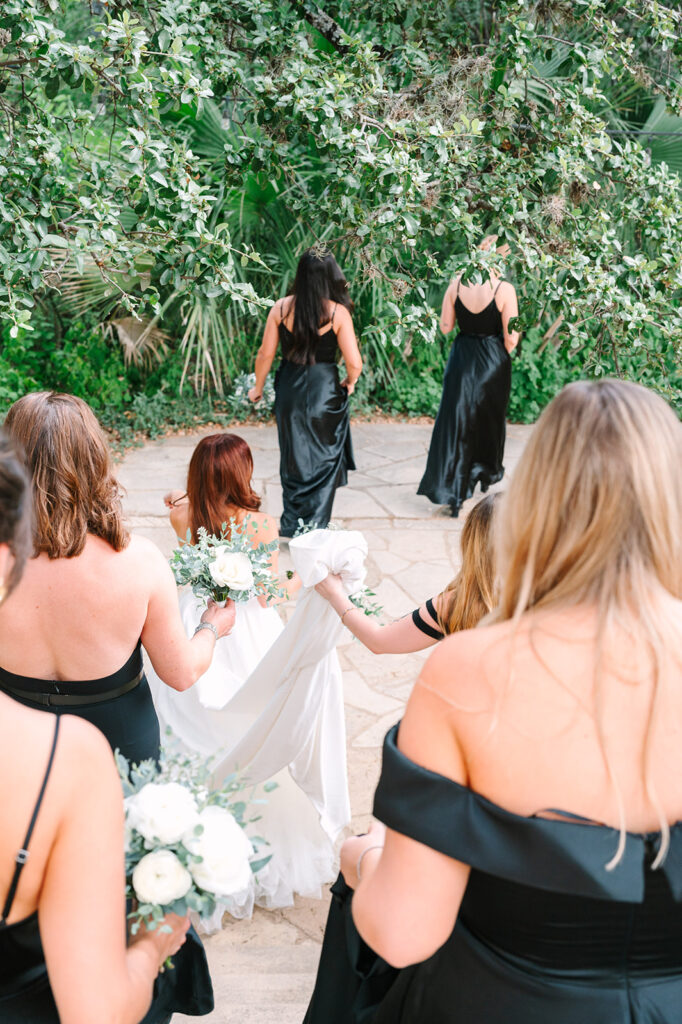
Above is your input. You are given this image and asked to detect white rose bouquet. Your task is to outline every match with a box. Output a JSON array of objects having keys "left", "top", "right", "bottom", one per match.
[
  {"left": 117, "top": 746, "right": 274, "bottom": 936},
  {"left": 170, "top": 517, "right": 284, "bottom": 607}
]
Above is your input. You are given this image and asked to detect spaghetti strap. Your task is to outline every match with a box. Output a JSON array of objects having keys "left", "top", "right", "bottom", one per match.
[
  {"left": 331, "top": 303, "right": 337, "bottom": 326},
  {"left": 1, "top": 716, "right": 60, "bottom": 924},
  {"left": 455, "top": 277, "right": 461, "bottom": 297},
  {"left": 492, "top": 280, "right": 503, "bottom": 297}
]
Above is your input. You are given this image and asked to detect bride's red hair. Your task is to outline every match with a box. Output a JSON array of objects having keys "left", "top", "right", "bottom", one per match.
[{"left": 187, "top": 433, "right": 261, "bottom": 541}]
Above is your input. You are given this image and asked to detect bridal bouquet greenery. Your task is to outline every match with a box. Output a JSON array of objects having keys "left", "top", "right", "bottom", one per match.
[
  {"left": 170, "top": 519, "right": 284, "bottom": 606},
  {"left": 117, "top": 746, "right": 273, "bottom": 933}
]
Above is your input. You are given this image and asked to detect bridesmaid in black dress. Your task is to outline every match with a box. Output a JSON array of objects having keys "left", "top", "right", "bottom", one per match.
[
  {"left": 248, "top": 248, "right": 362, "bottom": 537},
  {"left": 306, "top": 379, "right": 682, "bottom": 1024},
  {"left": 418, "top": 239, "right": 519, "bottom": 516},
  {"left": 0, "top": 430, "right": 190, "bottom": 1024},
  {"left": 0, "top": 393, "right": 236, "bottom": 1023}
]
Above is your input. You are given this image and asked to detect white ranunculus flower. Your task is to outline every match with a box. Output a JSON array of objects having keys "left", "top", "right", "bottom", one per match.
[
  {"left": 184, "top": 806, "right": 254, "bottom": 896},
  {"left": 126, "top": 783, "right": 200, "bottom": 845},
  {"left": 208, "top": 549, "right": 254, "bottom": 591},
  {"left": 132, "top": 850, "right": 192, "bottom": 905}
]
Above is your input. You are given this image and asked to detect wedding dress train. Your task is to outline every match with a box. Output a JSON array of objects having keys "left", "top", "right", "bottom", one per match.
[{"left": 147, "top": 529, "right": 367, "bottom": 928}]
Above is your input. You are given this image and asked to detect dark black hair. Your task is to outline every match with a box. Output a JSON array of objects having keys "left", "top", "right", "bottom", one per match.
[
  {"left": 286, "top": 248, "right": 353, "bottom": 365},
  {"left": 0, "top": 430, "right": 31, "bottom": 594}
]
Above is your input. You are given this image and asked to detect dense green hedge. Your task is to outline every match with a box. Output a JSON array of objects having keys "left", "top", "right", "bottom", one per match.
[{"left": 3, "top": 316, "right": 678, "bottom": 450}]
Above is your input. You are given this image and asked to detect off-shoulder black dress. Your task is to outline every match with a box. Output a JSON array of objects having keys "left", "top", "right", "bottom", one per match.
[{"left": 304, "top": 723, "right": 682, "bottom": 1024}]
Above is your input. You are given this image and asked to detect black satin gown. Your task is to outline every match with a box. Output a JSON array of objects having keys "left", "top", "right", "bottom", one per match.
[
  {"left": 304, "top": 724, "right": 682, "bottom": 1024},
  {"left": 0, "top": 645, "right": 214, "bottom": 1023},
  {"left": 418, "top": 288, "right": 511, "bottom": 515},
  {"left": 275, "top": 321, "right": 355, "bottom": 536}
]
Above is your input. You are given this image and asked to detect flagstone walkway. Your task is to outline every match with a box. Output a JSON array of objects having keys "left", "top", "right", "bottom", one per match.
[{"left": 117, "top": 419, "right": 533, "bottom": 1024}]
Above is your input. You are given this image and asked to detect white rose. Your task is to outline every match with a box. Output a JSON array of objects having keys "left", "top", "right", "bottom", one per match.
[
  {"left": 208, "top": 549, "right": 254, "bottom": 591},
  {"left": 132, "top": 850, "right": 192, "bottom": 905},
  {"left": 184, "top": 806, "right": 254, "bottom": 896},
  {"left": 126, "top": 782, "right": 200, "bottom": 846}
]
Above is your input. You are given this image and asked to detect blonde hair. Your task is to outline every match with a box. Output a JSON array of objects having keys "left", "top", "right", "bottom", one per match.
[
  {"left": 491, "top": 379, "right": 682, "bottom": 865},
  {"left": 438, "top": 493, "right": 498, "bottom": 635},
  {"left": 4, "top": 392, "right": 129, "bottom": 559}
]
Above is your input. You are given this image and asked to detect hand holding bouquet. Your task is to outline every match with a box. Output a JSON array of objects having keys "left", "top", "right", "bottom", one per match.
[
  {"left": 170, "top": 518, "right": 284, "bottom": 607},
  {"left": 117, "top": 747, "right": 272, "bottom": 939}
]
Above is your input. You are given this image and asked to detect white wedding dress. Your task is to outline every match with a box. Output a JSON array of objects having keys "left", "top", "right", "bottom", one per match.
[{"left": 147, "top": 529, "right": 368, "bottom": 929}]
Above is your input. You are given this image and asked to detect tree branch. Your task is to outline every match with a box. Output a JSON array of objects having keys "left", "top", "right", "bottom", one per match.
[{"left": 288, "top": 0, "right": 389, "bottom": 58}]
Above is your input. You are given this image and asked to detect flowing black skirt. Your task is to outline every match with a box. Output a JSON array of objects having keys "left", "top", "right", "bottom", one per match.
[
  {"left": 418, "top": 333, "right": 511, "bottom": 515},
  {"left": 275, "top": 360, "right": 355, "bottom": 536}
]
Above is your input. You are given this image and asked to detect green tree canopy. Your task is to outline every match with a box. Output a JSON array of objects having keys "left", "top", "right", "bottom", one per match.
[{"left": 1, "top": 0, "right": 681, "bottom": 400}]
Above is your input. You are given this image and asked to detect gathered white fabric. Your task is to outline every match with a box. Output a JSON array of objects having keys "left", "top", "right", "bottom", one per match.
[
  {"left": 147, "top": 528, "right": 367, "bottom": 923},
  {"left": 210, "top": 528, "right": 367, "bottom": 842}
]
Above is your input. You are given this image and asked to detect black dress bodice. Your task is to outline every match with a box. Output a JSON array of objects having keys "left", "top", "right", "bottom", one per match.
[
  {"left": 305, "top": 723, "right": 682, "bottom": 1024},
  {"left": 279, "top": 322, "right": 339, "bottom": 364},
  {"left": 454, "top": 294, "right": 503, "bottom": 336}
]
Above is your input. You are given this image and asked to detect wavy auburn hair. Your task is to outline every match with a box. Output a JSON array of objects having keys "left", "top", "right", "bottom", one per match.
[
  {"left": 187, "top": 433, "right": 260, "bottom": 541},
  {"left": 4, "top": 392, "right": 128, "bottom": 558},
  {"left": 438, "top": 493, "right": 498, "bottom": 635},
  {"left": 490, "top": 378, "right": 682, "bottom": 867}
]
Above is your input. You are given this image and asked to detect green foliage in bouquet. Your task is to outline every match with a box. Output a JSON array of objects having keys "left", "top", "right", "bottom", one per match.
[
  {"left": 116, "top": 744, "right": 274, "bottom": 933},
  {"left": 170, "top": 519, "right": 284, "bottom": 606}
]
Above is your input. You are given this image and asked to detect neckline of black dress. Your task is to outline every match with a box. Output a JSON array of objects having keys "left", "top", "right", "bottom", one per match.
[
  {"left": 382, "top": 722, "right": 682, "bottom": 841},
  {"left": 279, "top": 321, "right": 337, "bottom": 338},
  {"left": 455, "top": 294, "right": 498, "bottom": 316},
  {"left": 0, "top": 641, "right": 142, "bottom": 690}
]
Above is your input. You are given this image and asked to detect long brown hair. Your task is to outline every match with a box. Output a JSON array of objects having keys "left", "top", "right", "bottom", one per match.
[
  {"left": 438, "top": 493, "right": 498, "bottom": 635},
  {"left": 0, "top": 431, "right": 31, "bottom": 593},
  {"left": 187, "top": 433, "right": 260, "bottom": 541},
  {"left": 4, "top": 392, "right": 128, "bottom": 558},
  {"left": 489, "top": 379, "right": 682, "bottom": 866}
]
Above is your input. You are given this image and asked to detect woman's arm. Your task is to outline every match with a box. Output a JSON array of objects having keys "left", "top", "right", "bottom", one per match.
[
  {"left": 40, "top": 717, "right": 189, "bottom": 1024},
  {"left": 440, "top": 280, "right": 458, "bottom": 335},
  {"left": 335, "top": 306, "right": 363, "bottom": 396},
  {"left": 315, "top": 574, "right": 440, "bottom": 654},
  {"left": 345, "top": 646, "right": 471, "bottom": 967},
  {"left": 139, "top": 541, "right": 236, "bottom": 690},
  {"left": 248, "top": 303, "right": 281, "bottom": 402},
  {"left": 497, "top": 282, "right": 520, "bottom": 353}
]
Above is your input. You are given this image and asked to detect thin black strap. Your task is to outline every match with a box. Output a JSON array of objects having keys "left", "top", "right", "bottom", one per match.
[
  {"left": 1, "top": 717, "right": 60, "bottom": 923},
  {"left": 331, "top": 302, "right": 337, "bottom": 326},
  {"left": 411, "top": 606, "right": 444, "bottom": 642},
  {"left": 278, "top": 298, "right": 284, "bottom": 321},
  {"left": 455, "top": 277, "right": 461, "bottom": 297},
  {"left": 425, "top": 597, "right": 440, "bottom": 624},
  {"left": 492, "top": 280, "right": 502, "bottom": 297}
]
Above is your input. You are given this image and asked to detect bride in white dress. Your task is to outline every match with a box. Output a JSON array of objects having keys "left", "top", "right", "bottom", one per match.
[{"left": 147, "top": 433, "right": 337, "bottom": 922}]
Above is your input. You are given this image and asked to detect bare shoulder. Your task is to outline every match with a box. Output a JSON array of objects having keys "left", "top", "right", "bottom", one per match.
[
  {"left": 496, "top": 280, "right": 517, "bottom": 302},
  {"left": 244, "top": 511, "right": 278, "bottom": 545},
  {"left": 124, "top": 533, "right": 172, "bottom": 581},
  {"left": 333, "top": 303, "right": 354, "bottom": 326},
  {"left": 419, "top": 619, "right": 514, "bottom": 707}
]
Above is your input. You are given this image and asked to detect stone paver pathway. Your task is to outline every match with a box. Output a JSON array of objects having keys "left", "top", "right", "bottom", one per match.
[{"left": 117, "top": 419, "right": 533, "bottom": 1024}]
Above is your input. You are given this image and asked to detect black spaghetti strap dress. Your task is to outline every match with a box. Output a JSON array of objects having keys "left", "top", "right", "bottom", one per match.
[
  {"left": 304, "top": 723, "right": 682, "bottom": 1024},
  {"left": 418, "top": 286, "right": 511, "bottom": 516},
  {"left": 274, "top": 309, "right": 355, "bottom": 536},
  {"left": 0, "top": 718, "right": 61, "bottom": 1023},
  {"left": 0, "top": 647, "right": 214, "bottom": 1023}
]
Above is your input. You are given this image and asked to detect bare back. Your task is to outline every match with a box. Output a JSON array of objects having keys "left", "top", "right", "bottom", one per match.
[
  {"left": 0, "top": 535, "right": 161, "bottom": 680},
  {"left": 408, "top": 599, "right": 682, "bottom": 834}
]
